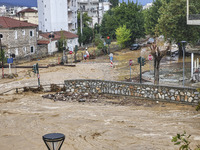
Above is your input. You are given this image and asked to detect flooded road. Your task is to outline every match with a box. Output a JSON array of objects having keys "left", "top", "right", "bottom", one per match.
[
  {"left": 0, "top": 48, "right": 199, "bottom": 150},
  {"left": 0, "top": 93, "right": 199, "bottom": 150}
]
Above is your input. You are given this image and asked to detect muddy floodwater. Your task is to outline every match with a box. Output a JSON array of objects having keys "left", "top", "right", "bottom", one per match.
[
  {"left": 0, "top": 93, "right": 199, "bottom": 150},
  {"left": 0, "top": 49, "right": 200, "bottom": 150}
]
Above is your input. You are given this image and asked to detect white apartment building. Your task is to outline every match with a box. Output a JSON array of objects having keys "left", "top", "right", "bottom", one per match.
[
  {"left": 78, "top": 0, "right": 111, "bottom": 27},
  {"left": 37, "top": 0, "right": 77, "bottom": 33},
  {"left": 0, "top": 5, "right": 6, "bottom": 16}
]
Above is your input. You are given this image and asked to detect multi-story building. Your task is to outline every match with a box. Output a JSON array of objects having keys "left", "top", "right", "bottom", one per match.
[
  {"left": 37, "top": 0, "right": 77, "bottom": 33},
  {"left": 78, "top": 0, "right": 111, "bottom": 27},
  {"left": 0, "top": 16, "right": 37, "bottom": 58}
]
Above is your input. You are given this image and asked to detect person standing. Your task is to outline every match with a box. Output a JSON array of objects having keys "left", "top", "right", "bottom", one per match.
[{"left": 85, "top": 47, "right": 90, "bottom": 59}]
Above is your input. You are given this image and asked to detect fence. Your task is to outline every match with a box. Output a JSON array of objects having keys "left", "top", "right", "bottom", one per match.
[{"left": 64, "top": 79, "right": 200, "bottom": 105}]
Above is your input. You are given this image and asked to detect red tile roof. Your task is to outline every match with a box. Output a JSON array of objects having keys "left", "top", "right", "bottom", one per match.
[
  {"left": 0, "top": 16, "right": 37, "bottom": 28},
  {"left": 18, "top": 8, "right": 38, "bottom": 14},
  {"left": 37, "top": 40, "right": 50, "bottom": 45},
  {"left": 40, "top": 31, "right": 78, "bottom": 41}
]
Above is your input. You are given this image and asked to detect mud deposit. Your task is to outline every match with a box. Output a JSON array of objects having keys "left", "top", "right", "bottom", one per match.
[{"left": 0, "top": 93, "right": 199, "bottom": 150}]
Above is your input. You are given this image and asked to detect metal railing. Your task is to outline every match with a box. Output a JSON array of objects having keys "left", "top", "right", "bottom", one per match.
[{"left": 188, "top": 14, "right": 200, "bottom": 20}]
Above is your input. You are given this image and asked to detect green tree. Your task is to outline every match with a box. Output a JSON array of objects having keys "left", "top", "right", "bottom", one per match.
[
  {"left": 115, "top": 25, "right": 131, "bottom": 48},
  {"left": 143, "top": 0, "right": 163, "bottom": 36},
  {"left": 100, "top": 2, "right": 145, "bottom": 44},
  {"left": 113, "top": 2, "right": 145, "bottom": 43},
  {"left": 156, "top": 0, "right": 200, "bottom": 50},
  {"left": 77, "top": 12, "right": 93, "bottom": 45},
  {"left": 57, "top": 30, "right": 67, "bottom": 52},
  {"left": 109, "top": 0, "right": 119, "bottom": 8},
  {"left": 82, "top": 27, "right": 93, "bottom": 45},
  {"left": 100, "top": 10, "right": 118, "bottom": 39}
]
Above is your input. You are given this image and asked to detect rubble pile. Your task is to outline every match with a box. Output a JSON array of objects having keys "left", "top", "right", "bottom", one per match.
[{"left": 42, "top": 91, "right": 108, "bottom": 103}]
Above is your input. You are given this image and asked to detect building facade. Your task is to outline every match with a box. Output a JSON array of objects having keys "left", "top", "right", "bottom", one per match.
[
  {"left": 16, "top": 8, "right": 38, "bottom": 25},
  {"left": 37, "top": 0, "right": 77, "bottom": 33},
  {"left": 78, "top": 0, "right": 111, "bottom": 27},
  {"left": 0, "top": 17, "right": 37, "bottom": 58},
  {"left": 38, "top": 31, "right": 78, "bottom": 54}
]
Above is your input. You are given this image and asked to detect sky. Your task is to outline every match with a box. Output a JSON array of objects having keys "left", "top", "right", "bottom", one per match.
[{"left": 0, "top": 0, "right": 153, "bottom": 7}]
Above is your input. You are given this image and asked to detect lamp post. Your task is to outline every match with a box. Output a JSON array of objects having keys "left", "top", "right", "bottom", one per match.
[
  {"left": 43, "top": 133, "right": 65, "bottom": 150},
  {"left": 0, "top": 34, "right": 4, "bottom": 78},
  {"left": 49, "top": 32, "right": 55, "bottom": 55},
  {"left": 181, "top": 41, "right": 187, "bottom": 87}
]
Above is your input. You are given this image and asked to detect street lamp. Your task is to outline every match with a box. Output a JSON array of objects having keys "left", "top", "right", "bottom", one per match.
[
  {"left": 0, "top": 34, "right": 4, "bottom": 78},
  {"left": 43, "top": 133, "right": 65, "bottom": 150},
  {"left": 181, "top": 41, "right": 187, "bottom": 87}
]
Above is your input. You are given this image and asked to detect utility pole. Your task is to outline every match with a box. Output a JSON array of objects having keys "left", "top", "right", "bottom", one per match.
[
  {"left": 0, "top": 34, "right": 4, "bottom": 78},
  {"left": 80, "top": 6, "right": 83, "bottom": 47}
]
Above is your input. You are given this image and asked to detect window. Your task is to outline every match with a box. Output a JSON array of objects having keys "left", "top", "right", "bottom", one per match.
[
  {"left": 23, "top": 47, "right": 27, "bottom": 54},
  {"left": 30, "top": 46, "right": 34, "bottom": 53},
  {"left": 30, "top": 30, "right": 34, "bottom": 37},
  {"left": 22, "top": 30, "right": 25, "bottom": 35},
  {"left": 15, "top": 48, "right": 18, "bottom": 55},
  {"left": 15, "top": 30, "right": 17, "bottom": 39}
]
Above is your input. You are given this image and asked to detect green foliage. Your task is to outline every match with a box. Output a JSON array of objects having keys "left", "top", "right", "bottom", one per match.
[
  {"left": 97, "top": 42, "right": 104, "bottom": 50},
  {"left": 77, "top": 12, "right": 93, "bottom": 45},
  {"left": 172, "top": 131, "right": 200, "bottom": 150},
  {"left": 109, "top": 0, "right": 119, "bottom": 8},
  {"left": 171, "top": 131, "right": 192, "bottom": 150},
  {"left": 94, "top": 23, "right": 100, "bottom": 34},
  {"left": 100, "top": 2, "right": 145, "bottom": 44},
  {"left": 156, "top": 0, "right": 200, "bottom": 44},
  {"left": 100, "top": 10, "right": 118, "bottom": 39},
  {"left": 143, "top": 0, "right": 162, "bottom": 36},
  {"left": 82, "top": 27, "right": 93, "bottom": 45},
  {"left": 0, "top": 49, "right": 6, "bottom": 63},
  {"left": 77, "top": 12, "right": 92, "bottom": 28},
  {"left": 94, "top": 34, "right": 103, "bottom": 46},
  {"left": 58, "top": 30, "right": 67, "bottom": 51},
  {"left": 196, "top": 102, "right": 200, "bottom": 111},
  {"left": 189, "top": 0, "right": 200, "bottom": 14},
  {"left": 115, "top": 25, "right": 131, "bottom": 48}
]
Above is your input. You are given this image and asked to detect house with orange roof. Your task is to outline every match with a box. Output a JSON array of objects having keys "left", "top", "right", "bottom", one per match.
[
  {"left": 0, "top": 16, "right": 37, "bottom": 58},
  {"left": 16, "top": 8, "right": 38, "bottom": 25},
  {"left": 38, "top": 30, "right": 78, "bottom": 54}
]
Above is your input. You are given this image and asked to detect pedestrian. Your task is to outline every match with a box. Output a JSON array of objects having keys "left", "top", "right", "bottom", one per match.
[
  {"left": 84, "top": 54, "right": 87, "bottom": 60},
  {"left": 85, "top": 47, "right": 90, "bottom": 59}
]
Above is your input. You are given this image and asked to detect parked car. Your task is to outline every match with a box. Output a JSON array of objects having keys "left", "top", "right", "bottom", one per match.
[
  {"left": 147, "top": 38, "right": 155, "bottom": 44},
  {"left": 130, "top": 44, "right": 140, "bottom": 50}
]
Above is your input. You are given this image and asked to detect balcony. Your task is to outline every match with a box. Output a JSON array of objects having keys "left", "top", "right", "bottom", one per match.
[{"left": 78, "top": 0, "right": 88, "bottom": 4}]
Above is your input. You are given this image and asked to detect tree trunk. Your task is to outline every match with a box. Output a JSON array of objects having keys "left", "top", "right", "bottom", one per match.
[
  {"left": 154, "top": 59, "right": 160, "bottom": 85},
  {"left": 178, "top": 43, "right": 183, "bottom": 57}
]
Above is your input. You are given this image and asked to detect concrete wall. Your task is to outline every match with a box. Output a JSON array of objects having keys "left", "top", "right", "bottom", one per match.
[{"left": 64, "top": 79, "right": 200, "bottom": 104}]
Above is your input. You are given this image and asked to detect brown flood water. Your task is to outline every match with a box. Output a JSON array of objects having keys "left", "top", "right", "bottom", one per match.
[{"left": 0, "top": 93, "right": 200, "bottom": 150}]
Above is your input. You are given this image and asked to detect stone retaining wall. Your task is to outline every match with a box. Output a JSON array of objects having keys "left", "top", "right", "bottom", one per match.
[{"left": 64, "top": 79, "right": 200, "bottom": 104}]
